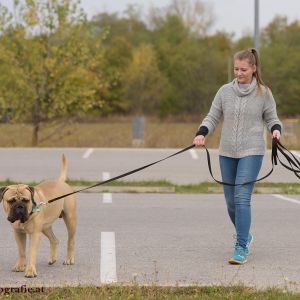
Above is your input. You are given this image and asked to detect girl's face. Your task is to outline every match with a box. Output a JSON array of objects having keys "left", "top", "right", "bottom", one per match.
[{"left": 234, "top": 59, "right": 256, "bottom": 84}]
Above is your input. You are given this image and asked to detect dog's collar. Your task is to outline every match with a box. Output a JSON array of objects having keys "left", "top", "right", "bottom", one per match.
[
  {"left": 31, "top": 206, "right": 41, "bottom": 213},
  {"left": 32, "top": 197, "right": 37, "bottom": 207},
  {"left": 30, "top": 197, "right": 41, "bottom": 215}
]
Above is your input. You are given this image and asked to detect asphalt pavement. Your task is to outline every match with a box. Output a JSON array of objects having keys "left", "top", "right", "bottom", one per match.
[
  {"left": 0, "top": 148, "right": 299, "bottom": 291},
  {"left": 0, "top": 193, "right": 300, "bottom": 290},
  {"left": 0, "top": 147, "right": 299, "bottom": 184}
]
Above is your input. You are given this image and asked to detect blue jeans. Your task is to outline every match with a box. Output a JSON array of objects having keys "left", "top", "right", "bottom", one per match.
[{"left": 219, "top": 155, "right": 263, "bottom": 249}]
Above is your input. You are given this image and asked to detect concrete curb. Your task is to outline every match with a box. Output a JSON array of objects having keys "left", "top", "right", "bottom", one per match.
[
  {"left": 73, "top": 186, "right": 300, "bottom": 194},
  {"left": 208, "top": 186, "right": 300, "bottom": 194},
  {"left": 73, "top": 186, "right": 175, "bottom": 193}
]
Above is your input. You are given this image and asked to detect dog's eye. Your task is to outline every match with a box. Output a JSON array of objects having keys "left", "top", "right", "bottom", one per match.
[
  {"left": 8, "top": 199, "right": 16, "bottom": 205},
  {"left": 21, "top": 199, "right": 29, "bottom": 203}
]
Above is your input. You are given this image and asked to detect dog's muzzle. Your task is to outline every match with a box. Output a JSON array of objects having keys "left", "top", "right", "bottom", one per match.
[{"left": 8, "top": 202, "right": 29, "bottom": 223}]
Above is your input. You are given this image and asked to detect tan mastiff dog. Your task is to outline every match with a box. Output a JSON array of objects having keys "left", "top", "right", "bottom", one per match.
[{"left": 0, "top": 155, "right": 77, "bottom": 278}]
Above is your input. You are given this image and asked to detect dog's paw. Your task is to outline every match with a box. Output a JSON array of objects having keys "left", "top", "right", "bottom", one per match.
[
  {"left": 63, "top": 257, "right": 74, "bottom": 265},
  {"left": 12, "top": 263, "right": 26, "bottom": 272},
  {"left": 25, "top": 266, "right": 37, "bottom": 278}
]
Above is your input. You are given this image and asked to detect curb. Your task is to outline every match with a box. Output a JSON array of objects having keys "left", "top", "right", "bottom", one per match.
[
  {"left": 208, "top": 186, "right": 300, "bottom": 194},
  {"left": 73, "top": 186, "right": 175, "bottom": 193},
  {"left": 73, "top": 186, "right": 300, "bottom": 194}
]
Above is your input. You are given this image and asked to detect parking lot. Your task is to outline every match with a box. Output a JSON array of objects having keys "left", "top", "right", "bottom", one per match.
[
  {"left": 0, "top": 192, "right": 300, "bottom": 290},
  {"left": 0, "top": 148, "right": 299, "bottom": 290}
]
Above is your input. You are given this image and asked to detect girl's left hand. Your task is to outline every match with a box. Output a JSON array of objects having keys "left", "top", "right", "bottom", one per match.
[{"left": 272, "top": 129, "right": 281, "bottom": 140}]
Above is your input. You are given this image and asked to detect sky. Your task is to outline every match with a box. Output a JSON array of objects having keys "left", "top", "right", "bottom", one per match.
[{"left": 0, "top": 0, "right": 300, "bottom": 38}]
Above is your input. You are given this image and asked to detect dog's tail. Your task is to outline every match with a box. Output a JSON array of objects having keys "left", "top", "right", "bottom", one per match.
[{"left": 58, "top": 154, "right": 68, "bottom": 182}]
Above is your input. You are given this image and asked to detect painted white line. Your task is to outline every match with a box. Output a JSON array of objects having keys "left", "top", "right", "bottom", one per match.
[
  {"left": 103, "top": 193, "right": 112, "bottom": 204},
  {"left": 102, "top": 172, "right": 110, "bottom": 181},
  {"left": 272, "top": 194, "right": 300, "bottom": 205},
  {"left": 83, "top": 148, "right": 94, "bottom": 159},
  {"left": 291, "top": 151, "right": 300, "bottom": 160},
  {"left": 101, "top": 232, "right": 117, "bottom": 283},
  {"left": 189, "top": 149, "right": 199, "bottom": 160}
]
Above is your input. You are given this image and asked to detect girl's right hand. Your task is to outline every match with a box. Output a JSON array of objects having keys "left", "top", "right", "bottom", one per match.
[{"left": 193, "top": 135, "right": 205, "bottom": 146}]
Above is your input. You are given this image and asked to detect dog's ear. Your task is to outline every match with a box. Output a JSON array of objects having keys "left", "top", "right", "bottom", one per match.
[
  {"left": 26, "top": 186, "right": 35, "bottom": 200},
  {"left": 0, "top": 187, "right": 8, "bottom": 202}
]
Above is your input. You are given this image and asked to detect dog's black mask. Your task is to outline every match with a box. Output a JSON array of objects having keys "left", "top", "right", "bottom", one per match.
[{"left": 8, "top": 202, "right": 29, "bottom": 223}]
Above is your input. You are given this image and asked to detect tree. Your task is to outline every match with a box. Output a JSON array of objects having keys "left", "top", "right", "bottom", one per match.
[
  {"left": 121, "top": 44, "right": 170, "bottom": 115},
  {"left": 150, "top": 9, "right": 231, "bottom": 115},
  {"left": 261, "top": 16, "right": 300, "bottom": 115},
  {"left": 90, "top": 8, "right": 150, "bottom": 47},
  {"left": 0, "top": 0, "right": 109, "bottom": 145},
  {"left": 149, "top": 0, "right": 214, "bottom": 37}
]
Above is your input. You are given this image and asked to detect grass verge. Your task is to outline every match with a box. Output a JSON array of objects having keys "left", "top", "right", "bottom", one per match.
[
  {"left": 0, "top": 179, "right": 299, "bottom": 194},
  {"left": 0, "top": 285, "right": 300, "bottom": 300}
]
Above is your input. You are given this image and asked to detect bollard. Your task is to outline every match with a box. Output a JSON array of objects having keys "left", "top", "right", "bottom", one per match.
[{"left": 132, "top": 116, "right": 145, "bottom": 147}]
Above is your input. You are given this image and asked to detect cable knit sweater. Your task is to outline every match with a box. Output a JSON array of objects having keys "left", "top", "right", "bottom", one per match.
[{"left": 198, "top": 78, "right": 282, "bottom": 158}]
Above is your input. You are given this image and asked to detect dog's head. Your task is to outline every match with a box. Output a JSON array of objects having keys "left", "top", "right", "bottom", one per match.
[{"left": 0, "top": 184, "right": 35, "bottom": 223}]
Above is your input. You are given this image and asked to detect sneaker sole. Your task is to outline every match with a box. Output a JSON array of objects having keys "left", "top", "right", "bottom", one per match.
[{"left": 228, "top": 258, "right": 247, "bottom": 265}]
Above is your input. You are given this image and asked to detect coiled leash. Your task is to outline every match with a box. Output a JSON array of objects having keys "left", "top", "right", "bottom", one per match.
[
  {"left": 45, "top": 138, "right": 299, "bottom": 205},
  {"left": 204, "top": 137, "right": 300, "bottom": 186}
]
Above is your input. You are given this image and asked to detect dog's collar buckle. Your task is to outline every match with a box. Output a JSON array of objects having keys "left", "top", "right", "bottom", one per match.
[{"left": 31, "top": 206, "right": 41, "bottom": 213}]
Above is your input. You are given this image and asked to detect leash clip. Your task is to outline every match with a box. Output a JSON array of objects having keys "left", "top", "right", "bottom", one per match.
[
  {"left": 31, "top": 206, "right": 41, "bottom": 213},
  {"left": 32, "top": 202, "right": 47, "bottom": 213}
]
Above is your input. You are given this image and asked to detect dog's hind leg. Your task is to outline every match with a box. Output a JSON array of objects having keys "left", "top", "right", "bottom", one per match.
[
  {"left": 42, "top": 226, "right": 59, "bottom": 265},
  {"left": 61, "top": 209, "right": 77, "bottom": 265}
]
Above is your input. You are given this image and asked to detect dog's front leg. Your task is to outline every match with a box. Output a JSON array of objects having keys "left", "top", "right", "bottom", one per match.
[
  {"left": 25, "top": 231, "right": 42, "bottom": 278},
  {"left": 12, "top": 229, "right": 26, "bottom": 272}
]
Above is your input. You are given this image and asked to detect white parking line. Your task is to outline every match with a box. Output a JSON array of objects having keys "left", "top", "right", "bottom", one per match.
[
  {"left": 189, "top": 149, "right": 199, "bottom": 160},
  {"left": 100, "top": 232, "right": 117, "bottom": 283},
  {"left": 102, "top": 173, "right": 112, "bottom": 203},
  {"left": 272, "top": 194, "right": 300, "bottom": 205},
  {"left": 102, "top": 172, "right": 110, "bottom": 181},
  {"left": 103, "top": 193, "right": 112, "bottom": 204},
  {"left": 83, "top": 148, "right": 94, "bottom": 159}
]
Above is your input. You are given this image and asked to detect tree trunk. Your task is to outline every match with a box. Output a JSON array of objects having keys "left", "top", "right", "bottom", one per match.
[{"left": 32, "top": 122, "right": 40, "bottom": 146}]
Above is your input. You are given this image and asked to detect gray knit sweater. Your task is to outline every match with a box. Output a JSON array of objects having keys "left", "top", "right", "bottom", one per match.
[{"left": 199, "top": 78, "right": 282, "bottom": 158}]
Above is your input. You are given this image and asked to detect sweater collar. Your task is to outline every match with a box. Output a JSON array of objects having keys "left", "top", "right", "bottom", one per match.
[{"left": 231, "top": 77, "right": 257, "bottom": 97}]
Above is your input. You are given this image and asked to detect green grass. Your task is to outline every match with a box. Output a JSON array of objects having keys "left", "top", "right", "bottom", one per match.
[
  {"left": 1, "top": 285, "right": 300, "bottom": 300},
  {"left": 1, "top": 179, "right": 299, "bottom": 194}
]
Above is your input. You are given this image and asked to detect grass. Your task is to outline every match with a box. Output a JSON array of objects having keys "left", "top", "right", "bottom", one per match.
[
  {"left": 0, "top": 119, "right": 205, "bottom": 148},
  {"left": 1, "top": 179, "right": 299, "bottom": 194},
  {"left": 1, "top": 285, "right": 300, "bottom": 299},
  {"left": 0, "top": 117, "right": 299, "bottom": 149}
]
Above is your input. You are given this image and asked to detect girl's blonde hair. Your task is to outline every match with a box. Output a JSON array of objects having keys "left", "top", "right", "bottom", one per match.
[{"left": 234, "top": 48, "right": 268, "bottom": 95}]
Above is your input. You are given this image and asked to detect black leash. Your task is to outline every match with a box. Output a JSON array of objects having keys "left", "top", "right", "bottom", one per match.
[
  {"left": 46, "top": 138, "right": 299, "bottom": 204},
  {"left": 276, "top": 140, "right": 300, "bottom": 179},
  {"left": 47, "top": 144, "right": 195, "bottom": 204},
  {"left": 204, "top": 138, "right": 300, "bottom": 186}
]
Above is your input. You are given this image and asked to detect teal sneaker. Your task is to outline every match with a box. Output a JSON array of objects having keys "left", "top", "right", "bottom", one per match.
[
  {"left": 246, "top": 233, "right": 253, "bottom": 255},
  {"left": 233, "top": 233, "right": 253, "bottom": 255},
  {"left": 228, "top": 245, "right": 247, "bottom": 265}
]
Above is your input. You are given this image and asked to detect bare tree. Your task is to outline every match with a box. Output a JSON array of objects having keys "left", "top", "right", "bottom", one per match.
[
  {"left": 170, "top": 0, "right": 214, "bottom": 36},
  {"left": 148, "top": 0, "right": 214, "bottom": 36}
]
